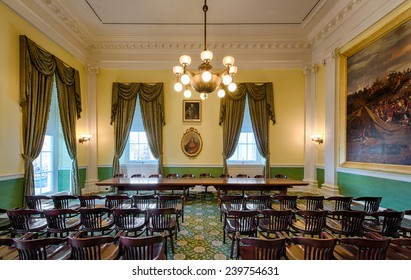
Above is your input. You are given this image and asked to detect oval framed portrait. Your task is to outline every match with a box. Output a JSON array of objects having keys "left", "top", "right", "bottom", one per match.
[{"left": 181, "top": 127, "right": 203, "bottom": 158}]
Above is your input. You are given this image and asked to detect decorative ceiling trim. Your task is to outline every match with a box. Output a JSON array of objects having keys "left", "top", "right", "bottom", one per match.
[{"left": 309, "top": 0, "right": 363, "bottom": 48}]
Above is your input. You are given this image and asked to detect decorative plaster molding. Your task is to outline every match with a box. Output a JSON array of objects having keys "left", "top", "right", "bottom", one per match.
[
  {"left": 309, "top": 0, "right": 363, "bottom": 49},
  {"left": 84, "top": 64, "right": 100, "bottom": 75}
]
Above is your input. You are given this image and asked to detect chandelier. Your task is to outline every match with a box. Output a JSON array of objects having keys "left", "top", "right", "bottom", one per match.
[{"left": 172, "top": 0, "right": 238, "bottom": 100}]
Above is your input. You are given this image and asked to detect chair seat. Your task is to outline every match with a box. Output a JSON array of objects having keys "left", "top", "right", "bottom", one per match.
[
  {"left": 285, "top": 244, "right": 306, "bottom": 260},
  {"left": 82, "top": 217, "right": 114, "bottom": 232},
  {"left": 100, "top": 243, "right": 120, "bottom": 260}
]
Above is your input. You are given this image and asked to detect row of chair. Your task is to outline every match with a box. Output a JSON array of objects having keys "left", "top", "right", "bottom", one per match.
[
  {"left": 237, "top": 232, "right": 411, "bottom": 260},
  {"left": 0, "top": 231, "right": 166, "bottom": 260}
]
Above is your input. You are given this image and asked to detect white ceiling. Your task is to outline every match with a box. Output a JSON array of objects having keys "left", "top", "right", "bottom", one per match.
[{"left": 2, "top": 0, "right": 347, "bottom": 69}]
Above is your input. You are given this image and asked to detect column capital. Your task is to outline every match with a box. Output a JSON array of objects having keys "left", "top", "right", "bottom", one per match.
[{"left": 85, "top": 64, "right": 100, "bottom": 75}]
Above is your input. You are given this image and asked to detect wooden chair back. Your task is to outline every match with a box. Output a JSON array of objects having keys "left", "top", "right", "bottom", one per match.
[
  {"left": 353, "top": 196, "right": 382, "bottom": 213},
  {"left": 131, "top": 194, "right": 158, "bottom": 210},
  {"left": 43, "top": 208, "right": 81, "bottom": 237},
  {"left": 7, "top": 209, "right": 47, "bottom": 237},
  {"left": 25, "top": 195, "right": 52, "bottom": 211},
  {"left": 258, "top": 209, "right": 292, "bottom": 238},
  {"left": 336, "top": 237, "right": 390, "bottom": 260},
  {"left": 287, "top": 235, "right": 337, "bottom": 260},
  {"left": 78, "top": 195, "right": 104, "bottom": 208},
  {"left": 292, "top": 210, "right": 328, "bottom": 237},
  {"left": 325, "top": 196, "right": 353, "bottom": 211},
  {"left": 119, "top": 235, "right": 165, "bottom": 260},
  {"left": 78, "top": 207, "right": 114, "bottom": 235},
  {"left": 51, "top": 195, "right": 79, "bottom": 209},
  {"left": 244, "top": 195, "right": 272, "bottom": 211},
  {"left": 272, "top": 195, "right": 298, "bottom": 211},
  {"left": 239, "top": 237, "right": 286, "bottom": 260},
  {"left": 104, "top": 194, "right": 130, "bottom": 209},
  {"left": 298, "top": 195, "right": 324, "bottom": 210},
  {"left": 326, "top": 210, "right": 365, "bottom": 237},
  {"left": 14, "top": 237, "right": 69, "bottom": 260},
  {"left": 113, "top": 208, "right": 146, "bottom": 236},
  {"left": 68, "top": 234, "right": 118, "bottom": 260}
]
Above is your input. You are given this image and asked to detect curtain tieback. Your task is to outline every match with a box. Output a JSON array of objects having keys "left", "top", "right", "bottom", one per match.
[{"left": 22, "top": 154, "right": 35, "bottom": 162}]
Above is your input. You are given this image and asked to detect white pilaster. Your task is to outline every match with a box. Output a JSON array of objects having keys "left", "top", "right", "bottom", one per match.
[
  {"left": 303, "top": 65, "right": 320, "bottom": 194},
  {"left": 321, "top": 50, "right": 340, "bottom": 197},
  {"left": 83, "top": 64, "right": 100, "bottom": 194}
]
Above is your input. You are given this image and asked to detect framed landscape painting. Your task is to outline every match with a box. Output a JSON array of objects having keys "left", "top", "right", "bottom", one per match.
[{"left": 340, "top": 9, "right": 411, "bottom": 173}]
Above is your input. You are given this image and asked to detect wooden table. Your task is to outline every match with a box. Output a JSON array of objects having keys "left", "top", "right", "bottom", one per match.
[{"left": 95, "top": 177, "right": 309, "bottom": 203}]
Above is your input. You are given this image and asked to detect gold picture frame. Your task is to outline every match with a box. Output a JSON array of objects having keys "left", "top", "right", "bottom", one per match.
[
  {"left": 181, "top": 127, "right": 203, "bottom": 158},
  {"left": 183, "top": 100, "right": 201, "bottom": 122},
  {"left": 338, "top": 6, "right": 411, "bottom": 174}
]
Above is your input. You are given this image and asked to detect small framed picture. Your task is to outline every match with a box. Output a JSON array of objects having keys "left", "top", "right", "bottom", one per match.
[
  {"left": 181, "top": 127, "right": 203, "bottom": 158},
  {"left": 183, "top": 100, "right": 201, "bottom": 122}
]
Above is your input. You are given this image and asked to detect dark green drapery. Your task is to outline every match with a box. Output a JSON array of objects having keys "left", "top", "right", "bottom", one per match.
[
  {"left": 19, "top": 35, "right": 82, "bottom": 202},
  {"left": 219, "top": 83, "right": 275, "bottom": 176},
  {"left": 111, "top": 83, "right": 165, "bottom": 176}
]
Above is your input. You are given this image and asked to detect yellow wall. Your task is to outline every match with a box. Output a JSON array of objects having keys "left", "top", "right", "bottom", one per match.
[
  {"left": 0, "top": 2, "right": 88, "bottom": 176},
  {"left": 96, "top": 68, "right": 306, "bottom": 166}
]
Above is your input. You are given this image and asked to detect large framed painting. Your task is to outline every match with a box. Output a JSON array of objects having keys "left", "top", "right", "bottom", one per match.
[
  {"left": 339, "top": 8, "right": 411, "bottom": 173},
  {"left": 183, "top": 100, "right": 201, "bottom": 122}
]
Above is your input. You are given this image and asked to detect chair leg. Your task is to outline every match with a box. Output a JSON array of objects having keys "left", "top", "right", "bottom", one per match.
[{"left": 230, "top": 236, "right": 235, "bottom": 259}]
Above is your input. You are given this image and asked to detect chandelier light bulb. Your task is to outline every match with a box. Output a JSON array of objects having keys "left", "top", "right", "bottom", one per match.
[
  {"left": 181, "top": 74, "right": 191, "bottom": 85},
  {"left": 229, "top": 65, "right": 238, "bottom": 75},
  {"left": 201, "top": 50, "right": 213, "bottom": 62},
  {"left": 228, "top": 83, "right": 237, "bottom": 92},
  {"left": 183, "top": 89, "right": 192, "bottom": 98},
  {"left": 173, "top": 66, "right": 183, "bottom": 75},
  {"left": 223, "top": 56, "right": 235, "bottom": 66},
  {"left": 200, "top": 93, "right": 208, "bottom": 100},
  {"left": 222, "top": 74, "right": 233, "bottom": 85},
  {"left": 174, "top": 82, "right": 183, "bottom": 92},
  {"left": 179, "top": 55, "right": 192, "bottom": 66},
  {"left": 217, "top": 89, "right": 226, "bottom": 98},
  {"left": 202, "top": 71, "right": 212, "bottom": 82}
]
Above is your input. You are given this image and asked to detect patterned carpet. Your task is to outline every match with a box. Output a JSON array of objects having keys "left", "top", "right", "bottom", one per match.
[{"left": 171, "top": 194, "right": 229, "bottom": 260}]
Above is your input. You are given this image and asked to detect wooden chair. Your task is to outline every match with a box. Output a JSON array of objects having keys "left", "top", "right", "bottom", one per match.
[
  {"left": 131, "top": 173, "right": 144, "bottom": 178},
  {"left": 400, "top": 209, "right": 411, "bottom": 237},
  {"left": 273, "top": 174, "right": 287, "bottom": 179},
  {"left": 7, "top": 209, "right": 47, "bottom": 238},
  {"left": 131, "top": 194, "right": 158, "bottom": 210},
  {"left": 237, "top": 236, "right": 286, "bottom": 260},
  {"left": 290, "top": 210, "right": 328, "bottom": 237},
  {"left": 362, "top": 210, "right": 404, "bottom": 237},
  {"left": 195, "top": 172, "right": 215, "bottom": 195},
  {"left": 352, "top": 196, "right": 382, "bottom": 213},
  {"left": 68, "top": 233, "right": 119, "bottom": 260},
  {"left": 286, "top": 232, "right": 337, "bottom": 260},
  {"left": 146, "top": 208, "right": 178, "bottom": 259},
  {"left": 334, "top": 235, "right": 391, "bottom": 260},
  {"left": 236, "top": 174, "right": 250, "bottom": 178},
  {"left": 149, "top": 173, "right": 162, "bottom": 178},
  {"left": 297, "top": 195, "right": 324, "bottom": 210},
  {"left": 244, "top": 194, "right": 272, "bottom": 211},
  {"left": 78, "top": 207, "right": 115, "bottom": 236},
  {"left": 113, "top": 208, "right": 147, "bottom": 237},
  {"left": 219, "top": 194, "right": 244, "bottom": 222},
  {"left": 0, "top": 208, "right": 11, "bottom": 235},
  {"left": 119, "top": 235, "right": 166, "bottom": 260},
  {"left": 223, "top": 210, "right": 259, "bottom": 259},
  {"left": 386, "top": 237, "right": 411, "bottom": 260},
  {"left": 51, "top": 195, "right": 80, "bottom": 210},
  {"left": 324, "top": 196, "right": 353, "bottom": 211},
  {"left": 14, "top": 237, "right": 71, "bottom": 260},
  {"left": 271, "top": 195, "right": 298, "bottom": 211},
  {"left": 325, "top": 210, "right": 365, "bottom": 237},
  {"left": 25, "top": 195, "right": 52, "bottom": 211},
  {"left": 158, "top": 194, "right": 184, "bottom": 228},
  {"left": 43, "top": 208, "right": 81, "bottom": 237},
  {"left": 219, "top": 174, "right": 231, "bottom": 178},
  {"left": 0, "top": 237, "right": 17, "bottom": 260},
  {"left": 104, "top": 194, "right": 131, "bottom": 213},
  {"left": 78, "top": 195, "right": 105, "bottom": 208},
  {"left": 113, "top": 173, "right": 126, "bottom": 178},
  {"left": 258, "top": 209, "right": 292, "bottom": 239}
]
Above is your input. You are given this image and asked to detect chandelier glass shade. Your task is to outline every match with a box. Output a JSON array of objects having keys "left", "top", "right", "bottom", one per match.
[{"left": 172, "top": 0, "right": 238, "bottom": 100}]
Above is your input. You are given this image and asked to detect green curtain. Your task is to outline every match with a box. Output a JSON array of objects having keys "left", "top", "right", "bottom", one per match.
[
  {"left": 139, "top": 83, "right": 165, "bottom": 174},
  {"left": 111, "top": 82, "right": 165, "bottom": 176},
  {"left": 244, "top": 83, "right": 276, "bottom": 177},
  {"left": 219, "top": 83, "right": 275, "bottom": 176},
  {"left": 20, "top": 35, "right": 82, "bottom": 201},
  {"left": 55, "top": 58, "right": 83, "bottom": 195},
  {"left": 219, "top": 84, "right": 247, "bottom": 174},
  {"left": 19, "top": 35, "right": 55, "bottom": 204}
]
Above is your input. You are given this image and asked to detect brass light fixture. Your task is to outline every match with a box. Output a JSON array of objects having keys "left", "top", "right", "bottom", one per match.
[{"left": 172, "top": 0, "right": 238, "bottom": 100}]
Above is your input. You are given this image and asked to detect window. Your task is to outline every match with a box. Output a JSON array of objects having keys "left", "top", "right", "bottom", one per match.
[
  {"left": 33, "top": 135, "right": 53, "bottom": 194},
  {"left": 122, "top": 97, "right": 156, "bottom": 163},
  {"left": 228, "top": 98, "right": 263, "bottom": 163}
]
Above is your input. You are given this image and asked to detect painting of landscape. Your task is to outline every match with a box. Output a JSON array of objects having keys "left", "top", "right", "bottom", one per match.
[{"left": 346, "top": 19, "right": 411, "bottom": 166}]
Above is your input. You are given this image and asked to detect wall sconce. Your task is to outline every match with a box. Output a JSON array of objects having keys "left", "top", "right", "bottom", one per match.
[
  {"left": 310, "top": 134, "right": 324, "bottom": 144},
  {"left": 79, "top": 134, "right": 92, "bottom": 144}
]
